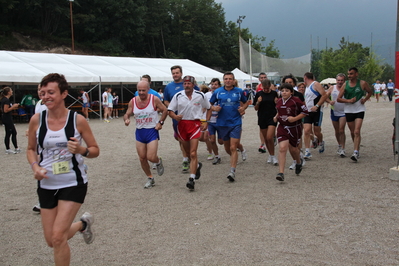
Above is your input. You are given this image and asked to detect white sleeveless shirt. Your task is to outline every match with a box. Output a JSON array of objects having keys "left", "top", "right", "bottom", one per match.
[
  {"left": 37, "top": 111, "right": 87, "bottom": 190},
  {"left": 330, "top": 85, "right": 345, "bottom": 117},
  {"left": 132, "top": 94, "right": 158, "bottom": 129}
]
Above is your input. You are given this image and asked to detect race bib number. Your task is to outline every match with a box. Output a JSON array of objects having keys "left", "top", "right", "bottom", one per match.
[{"left": 52, "top": 161, "right": 70, "bottom": 175}]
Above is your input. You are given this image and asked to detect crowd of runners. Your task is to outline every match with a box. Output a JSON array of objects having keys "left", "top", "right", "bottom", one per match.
[
  {"left": 119, "top": 65, "right": 376, "bottom": 188},
  {"left": 0, "top": 65, "right": 381, "bottom": 266}
]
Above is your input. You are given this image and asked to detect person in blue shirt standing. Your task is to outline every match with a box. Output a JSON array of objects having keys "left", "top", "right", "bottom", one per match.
[
  {"left": 209, "top": 72, "right": 250, "bottom": 182},
  {"left": 387, "top": 79, "right": 395, "bottom": 102}
]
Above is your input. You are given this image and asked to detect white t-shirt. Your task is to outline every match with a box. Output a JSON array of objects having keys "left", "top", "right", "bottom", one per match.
[
  {"left": 35, "top": 99, "right": 48, "bottom": 114},
  {"left": 102, "top": 91, "right": 108, "bottom": 105},
  {"left": 374, "top": 84, "right": 381, "bottom": 93},
  {"left": 168, "top": 90, "right": 210, "bottom": 120}
]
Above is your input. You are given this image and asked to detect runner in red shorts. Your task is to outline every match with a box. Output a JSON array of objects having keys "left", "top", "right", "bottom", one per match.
[{"left": 168, "top": 76, "right": 211, "bottom": 190}]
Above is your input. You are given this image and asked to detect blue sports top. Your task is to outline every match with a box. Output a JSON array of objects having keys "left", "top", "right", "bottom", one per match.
[{"left": 209, "top": 86, "right": 247, "bottom": 127}]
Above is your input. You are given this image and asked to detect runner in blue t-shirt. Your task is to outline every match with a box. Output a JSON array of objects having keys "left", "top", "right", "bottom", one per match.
[{"left": 209, "top": 72, "right": 250, "bottom": 182}]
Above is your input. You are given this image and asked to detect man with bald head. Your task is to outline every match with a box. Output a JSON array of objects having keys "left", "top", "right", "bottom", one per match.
[{"left": 124, "top": 80, "right": 168, "bottom": 188}]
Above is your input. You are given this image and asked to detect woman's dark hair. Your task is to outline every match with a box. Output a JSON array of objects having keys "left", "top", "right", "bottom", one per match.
[
  {"left": 279, "top": 83, "right": 294, "bottom": 93},
  {"left": 282, "top": 74, "right": 297, "bottom": 86},
  {"left": 40, "top": 73, "right": 68, "bottom": 94},
  {"left": 0, "top": 86, "right": 12, "bottom": 99}
]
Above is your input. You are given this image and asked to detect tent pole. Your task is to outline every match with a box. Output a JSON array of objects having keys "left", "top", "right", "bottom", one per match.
[{"left": 99, "top": 77, "right": 102, "bottom": 120}]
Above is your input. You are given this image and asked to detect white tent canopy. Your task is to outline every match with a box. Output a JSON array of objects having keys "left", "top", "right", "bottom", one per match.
[
  {"left": 0, "top": 50, "right": 223, "bottom": 85},
  {"left": 231, "top": 68, "right": 259, "bottom": 89}
]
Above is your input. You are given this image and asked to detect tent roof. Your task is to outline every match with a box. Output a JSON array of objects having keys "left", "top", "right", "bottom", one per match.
[
  {"left": 231, "top": 68, "right": 258, "bottom": 81},
  {"left": 0, "top": 51, "right": 223, "bottom": 85}
]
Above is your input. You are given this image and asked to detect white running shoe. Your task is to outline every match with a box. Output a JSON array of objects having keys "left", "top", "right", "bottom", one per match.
[
  {"left": 289, "top": 161, "right": 296, "bottom": 170},
  {"left": 5, "top": 149, "right": 16, "bottom": 154},
  {"left": 339, "top": 149, "right": 346, "bottom": 158},
  {"left": 156, "top": 157, "right": 164, "bottom": 176},
  {"left": 152, "top": 163, "right": 157, "bottom": 170},
  {"left": 207, "top": 154, "right": 214, "bottom": 160},
  {"left": 351, "top": 152, "right": 359, "bottom": 162},
  {"left": 300, "top": 152, "right": 306, "bottom": 166},
  {"left": 304, "top": 150, "right": 312, "bottom": 160},
  {"left": 272, "top": 156, "right": 278, "bottom": 166},
  {"left": 337, "top": 145, "right": 342, "bottom": 155},
  {"left": 80, "top": 212, "right": 94, "bottom": 244},
  {"left": 144, "top": 178, "right": 155, "bottom": 188},
  {"left": 267, "top": 155, "right": 272, "bottom": 164},
  {"left": 241, "top": 149, "right": 247, "bottom": 161},
  {"left": 14, "top": 148, "right": 21, "bottom": 154}
]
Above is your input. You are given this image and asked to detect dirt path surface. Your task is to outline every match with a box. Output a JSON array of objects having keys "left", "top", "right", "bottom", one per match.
[{"left": 1, "top": 101, "right": 398, "bottom": 265}]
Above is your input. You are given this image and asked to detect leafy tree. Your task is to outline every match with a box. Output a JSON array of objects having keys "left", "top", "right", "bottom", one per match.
[{"left": 379, "top": 63, "right": 395, "bottom": 83}]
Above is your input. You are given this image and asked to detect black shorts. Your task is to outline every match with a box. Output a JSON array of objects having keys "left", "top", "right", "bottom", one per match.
[
  {"left": 37, "top": 183, "right": 88, "bottom": 209},
  {"left": 345, "top": 112, "right": 365, "bottom": 123},
  {"left": 258, "top": 117, "right": 277, "bottom": 129},
  {"left": 303, "top": 111, "right": 323, "bottom": 126}
]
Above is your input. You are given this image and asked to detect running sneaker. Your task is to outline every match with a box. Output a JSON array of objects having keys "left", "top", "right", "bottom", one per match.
[
  {"left": 14, "top": 148, "right": 21, "bottom": 154},
  {"left": 337, "top": 145, "right": 342, "bottom": 155},
  {"left": 339, "top": 149, "right": 346, "bottom": 158},
  {"left": 207, "top": 154, "right": 214, "bottom": 160},
  {"left": 276, "top": 173, "right": 284, "bottom": 181},
  {"left": 156, "top": 157, "right": 164, "bottom": 176},
  {"left": 32, "top": 203, "right": 40, "bottom": 213},
  {"left": 144, "top": 178, "right": 155, "bottom": 188},
  {"left": 103, "top": 119, "right": 110, "bottom": 123},
  {"left": 351, "top": 152, "right": 359, "bottom": 162},
  {"left": 304, "top": 150, "right": 312, "bottom": 160},
  {"left": 289, "top": 161, "right": 296, "bottom": 170},
  {"left": 182, "top": 161, "right": 189, "bottom": 173},
  {"left": 195, "top": 162, "right": 202, "bottom": 180},
  {"left": 318, "top": 141, "right": 325, "bottom": 153},
  {"left": 267, "top": 155, "right": 272, "bottom": 164},
  {"left": 80, "top": 212, "right": 94, "bottom": 244},
  {"left": 300, "top": 152, "right": 306, "bottom": 166},
  {"left": 311, "top": 138, "right": 318, "bottom": 149},
  {"left": 241, "top": 149, "right": 247, "bottom": 161},
  {"left": 186, "top": 177, "right": 195, "bottom": 190},
  {"left": 295, "top": 163, "right": 302, "bottom": 175},
  {"left": 212, "top": 156, "right": 221, "bottom": 165},
  {"left": 152, "top": 163, "right": 157, "bottom": 170},
  {"left": 258, "top": 144, "right": 266, "bottom": 153},
  {"left": 272, "top": 156, "right": 278, "bottom": 166},
  {"left": 227, "top": 172, "right": 235, "bottom": 182},
  {"left": 5, "top": 149, "right": 16, "bottom": 154}
]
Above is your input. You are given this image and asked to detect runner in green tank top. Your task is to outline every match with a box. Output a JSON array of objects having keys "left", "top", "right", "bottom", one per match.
[{"left": 337, "top": 67, "right": 372, "bottom": 162}]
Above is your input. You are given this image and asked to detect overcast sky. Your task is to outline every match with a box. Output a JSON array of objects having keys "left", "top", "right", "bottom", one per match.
[{"left": 218, "top": 0, "right": 397, "bottom": 64}]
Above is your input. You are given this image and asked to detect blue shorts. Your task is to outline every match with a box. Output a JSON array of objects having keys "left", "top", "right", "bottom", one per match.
[
  {"left": 172, "top": 118, "right": 179, "bottom": 136},
  {"left": 83, "top": 102, "right": 90, "bottom": 108},
  {"left": 208, "top": 123, "right": 219, "bottom": 136},
  {"left": 218, "top": 125, "right": 242, "bottom": 141},
  {"left": 330, "top": 109, "right": 345, "bottom": 122},
  {"left": 136, "top": 128, "right": 159, "bottom": 144}
]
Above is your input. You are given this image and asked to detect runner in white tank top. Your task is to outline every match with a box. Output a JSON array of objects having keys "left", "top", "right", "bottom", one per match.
[
  {"left": 124, "top": 80, "right": 168, "bottom": 189},
  {"left": 326, "top": 73, "right": 347, "bottom": 157}
]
